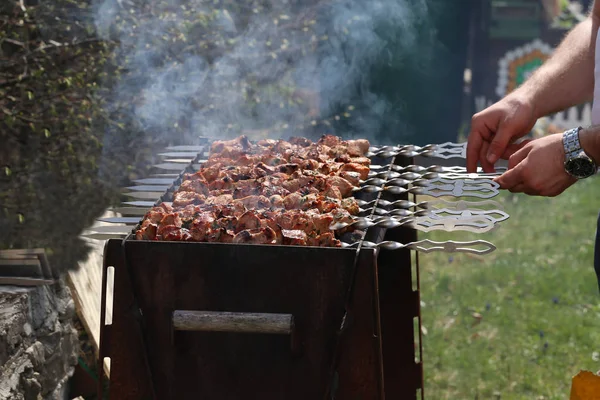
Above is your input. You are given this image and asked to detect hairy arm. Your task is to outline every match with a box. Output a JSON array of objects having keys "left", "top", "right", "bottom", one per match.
[{"left": 512, "top": 2, "right": 600, "bottom": 119}]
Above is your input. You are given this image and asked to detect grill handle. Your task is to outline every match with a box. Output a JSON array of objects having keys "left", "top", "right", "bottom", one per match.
[
  {"left": 173, "top": 310, "right": 294, "bottom": 335},
  {"left": 172, "top": 310, "right": 299, "bottom": 355}
]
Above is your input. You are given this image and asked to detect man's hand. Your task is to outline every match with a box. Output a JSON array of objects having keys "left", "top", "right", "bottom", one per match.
[
  {"left": 493, "top": 133, "right": 576, "bottom": 197},
  {"left": 467, "top": 4, "right": 598, "bottom": 175},
  {"left": 467, "top": 95, "right": 537, "bottom": 173}
]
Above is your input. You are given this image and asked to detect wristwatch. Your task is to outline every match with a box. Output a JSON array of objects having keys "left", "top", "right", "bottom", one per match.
[{"left": 562, "top": 127, "right": 597, "bottom": 179}]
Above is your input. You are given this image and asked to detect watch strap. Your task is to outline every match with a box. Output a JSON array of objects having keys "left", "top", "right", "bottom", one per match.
[
  {"left": 563, "top": 127, "right": 584, "bottom": 159},
  {"left": 562, "top": 126, "right": 598, "bottom": 178}
]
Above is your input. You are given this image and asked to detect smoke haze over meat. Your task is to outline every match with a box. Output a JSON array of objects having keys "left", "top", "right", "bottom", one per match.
[{"left": 94, "top": 0, "right": 431, "bottom": 147}]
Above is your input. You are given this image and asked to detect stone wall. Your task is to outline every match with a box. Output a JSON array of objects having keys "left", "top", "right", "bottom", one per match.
[{"left": 0, "top": 280, "right": 79, "bottom": 400}]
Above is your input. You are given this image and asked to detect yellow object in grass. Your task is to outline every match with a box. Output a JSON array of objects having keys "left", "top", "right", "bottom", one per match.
[{"left": 570, "top": 371, "right": 600, "bottom": 400}]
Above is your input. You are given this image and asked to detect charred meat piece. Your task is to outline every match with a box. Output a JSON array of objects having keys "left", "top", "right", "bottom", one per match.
[
  {"left": 189, "top": 212, "right": 216, "bottom": 241},
  {"left": 325, "top": 176, "right": 354, "bottom": 197},
  {"left": 317, "top": 134, "right": 342, "bottom": 148},
  {"left": 235, "top": 210, "right": 262, "bottom": 232},
  {"left": 323, "top": 185, "right": 342, "bottom": 200},
  {"left": 211, "top": 135, "right": 251, "bottom": 153},
  {"left": 207, "top": 227, "right": 234, "bottom": 243},
  {"left": 347, "top": 139, "right": 370, "bottom": 157},
  {"left": 269, "top": 195, "right": 284, "bottom": 208},
  {"left": 341, "top": 198, "right": 360, "bottom": 215},
  {"left": 205, "top": 194, "right": 234, "bottom": 206},
  {"left": 339, "top": 162, "right": 370, "bottom": 181},
  {"left": 350, "top": 157, "right": 371, "bottom": 166},
  {"left": 173, "top": 191, "right": 206, "bottom": 207},
  {"left": 234, "top": 195, "right": 272, "bottom": 210},
  {"left": 307, "top": 232, "right": 340, "bottom": 247},
  {"left": 136, "top": 223, "right": 157, "bottom": 240},
  {"left": 233, "top": 227, "right": 277, "bottom": 244},
  {"left": 281, "top": 229, "right": 307, "bottom": 246},
  {"left": 339, "top": 171, "right": 361, "bottom": 187},
  {"left": 179, "top": 176, "right": 210, "bottom": 195},
  {"left": 288, "top": 137, "right": 312, "bottom": 147}
]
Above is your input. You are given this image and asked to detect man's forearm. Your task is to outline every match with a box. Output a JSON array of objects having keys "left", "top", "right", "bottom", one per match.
[{"left": 512, "top": 16, "right": 600, "bottom": 119}]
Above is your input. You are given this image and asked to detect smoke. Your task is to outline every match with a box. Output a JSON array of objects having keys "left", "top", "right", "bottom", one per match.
[{"left": 94, "top": 0, "right": 431, "bottom": 146}]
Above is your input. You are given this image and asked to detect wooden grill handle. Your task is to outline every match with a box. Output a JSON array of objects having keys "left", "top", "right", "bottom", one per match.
[{"left": 172, "top": 310, "right": 294, "bottom": 335}]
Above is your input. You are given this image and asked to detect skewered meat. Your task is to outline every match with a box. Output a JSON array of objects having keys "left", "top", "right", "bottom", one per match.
[
  {"left": 282, "top": 229, "right": 307, "bottom": 245},
  {"left": 173, "top": 191, "right": 205, "bottom": 207},
  {"left": 136, "top": 134, "right": 371, "bottom": 247},
  {"left": 233, "top": 227, "right": 278, "bottom": 244},
  {"left": 339, "top": 162, "right": 370, "bottom": 180}
]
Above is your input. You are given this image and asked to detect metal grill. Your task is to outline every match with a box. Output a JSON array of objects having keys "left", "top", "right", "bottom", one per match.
[{"left": 93, "top": 136, "right": 508, "bottom": 400}]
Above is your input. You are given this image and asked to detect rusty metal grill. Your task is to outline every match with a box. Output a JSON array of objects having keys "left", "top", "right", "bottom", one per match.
[{"left": 93, "top": 136, "right": 508, "bottom": 400}]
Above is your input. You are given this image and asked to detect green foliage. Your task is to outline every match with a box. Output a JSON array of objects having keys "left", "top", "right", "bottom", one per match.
[
  {"left": 552, "top": 0, "right": 586, "bottom": 29},
  {"left": 0, "top": 0, "right": 113, "bottom": 268}
]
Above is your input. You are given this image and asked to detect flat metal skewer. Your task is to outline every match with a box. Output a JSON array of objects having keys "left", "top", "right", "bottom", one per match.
[
  {"left": 109, "top": 207, "right": 149, "bottom": 216},
  {"left": 97, "top": 217, "right": 141, "bottom": 224}
]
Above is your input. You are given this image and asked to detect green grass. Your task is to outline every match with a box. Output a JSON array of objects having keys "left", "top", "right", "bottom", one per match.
[{"left": 418, "top": 176, "right": 600, "bottom": 400}]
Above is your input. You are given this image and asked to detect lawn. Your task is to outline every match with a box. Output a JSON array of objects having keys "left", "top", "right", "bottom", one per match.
[{"left": 418, "top": 176, "right": 600, "bottom": 400}]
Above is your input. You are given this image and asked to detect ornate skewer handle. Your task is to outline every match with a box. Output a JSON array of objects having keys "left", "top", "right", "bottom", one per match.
[
  {"left": 343, "top": 239, "right": 497, "bottom": 255},
  {"left": 368, "top": 169, "right": 502, "bottom": 181},
  {"left": 356, "top": 177, "right": 500, "bottom": 199},
  {"left": 367, "top": 142, "right": 467, "bottom": 159},
  {"left": 331, "top": 215, "right": 497, "bottom": 233}
]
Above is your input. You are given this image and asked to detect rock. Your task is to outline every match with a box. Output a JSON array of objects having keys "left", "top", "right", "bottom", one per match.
[
  {"left": 21, "top": 376, "right": 41, "bottom": 400},
  {"left": 40, "top": 332, "right": 62, "bottom": 358},
  {"left": 25, "top": 342, "right": 45, "bottom": 369},
  {"left": 23, "top": 323, "right": 32, "bottom": 337},
  {"left": 0, "top": 278, "right": 79, "bottom": 400},
  {"left": 0, "top": 292, "right": 28, "bottom": 366}
]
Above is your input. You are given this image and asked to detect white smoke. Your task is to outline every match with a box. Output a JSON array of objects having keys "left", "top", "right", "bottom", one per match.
[{"left": 94, "top": 0, "right": 430, "bottom": 145}]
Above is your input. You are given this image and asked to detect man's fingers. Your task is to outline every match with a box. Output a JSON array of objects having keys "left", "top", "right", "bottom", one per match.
[
  {"left": 501, "top": 140, "right": 532, "bottom": 159},
  {"left": 508, "top": 183, "right": 538, "bottom": 195},
  {"left": 487, "top": 123, "right": 515, "bottom": 164},
  {"left": 509, "top": 183, "right": 526, "bottom": 193},
  {"left": 495, "top": 161, "right": 527, "bottom": 189},
  {"left": 466, "top": 131, "right": 484, "bottom": 173},
  {"left": 479, "top": 140, "right": 495, "bottom": 173},
  {"left": 507, "top": 143, "right": 532, "bottom": 169}
]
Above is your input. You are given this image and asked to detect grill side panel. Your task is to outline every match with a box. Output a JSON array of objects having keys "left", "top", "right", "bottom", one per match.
[
  {"left": 99, "top": 239, "right": 156, "bottom": 400},
  {"left": 120, "top": 241, "right": 380, "bottom": 399}
]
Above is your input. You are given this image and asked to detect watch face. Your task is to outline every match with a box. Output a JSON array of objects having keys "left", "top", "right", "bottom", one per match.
[{"left": 566, "top": 156, "right": 596, "bottom": 178}]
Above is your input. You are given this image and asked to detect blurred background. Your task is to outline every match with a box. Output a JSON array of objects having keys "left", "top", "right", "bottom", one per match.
[{"left": 1, "top": 0, "right": 599, "bottom": 399}]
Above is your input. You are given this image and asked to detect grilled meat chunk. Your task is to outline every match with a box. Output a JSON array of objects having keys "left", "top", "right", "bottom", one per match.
[
  {"left": 282, "top": 229, "right": 307, "bottom": 246},
  {"left": 233, "top": 227, "right": 277, "bottom": 244}
]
